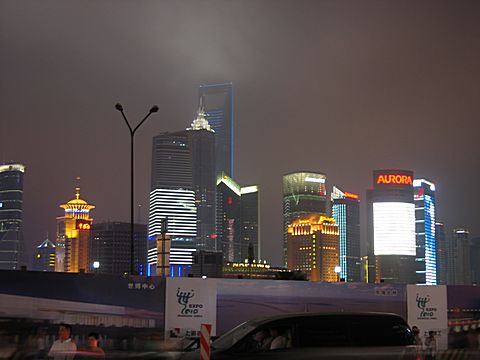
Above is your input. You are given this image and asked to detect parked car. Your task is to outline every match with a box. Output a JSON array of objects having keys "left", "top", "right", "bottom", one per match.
[{"left": 180, "top": 312, "right": 417, "bottom": 359}]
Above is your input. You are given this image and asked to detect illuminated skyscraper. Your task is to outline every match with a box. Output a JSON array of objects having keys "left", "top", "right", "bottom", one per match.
[
  {"left": 216, "top": 175, "right": 241, "bottom": 261},
  {"left": 149, "top": 130, "right": 196, "bottom": 240},
  {"left": 366, "top": 170, "right": 416, "bottom": 284},
  {"left": 287, "top": 214, "right": 339, "bottom": 282},
  {"left": 413, "top": 179, "right": 437, "bottom": 285},
  {"left": 33, "top": 237, "right": 56, "bottom": 272},
  {"left": 283, "top": 172, "right": 327, "bottom": 267},
  {"left": 56, "top": 185, "right": 95, "bottom": 273},
  {"left": 0, "top": 163, "right": 26, "bottom": 270},
  {"left": 198, "top": 82, "right": 234, "bottom": 177},
  {"left": 148, "top": 105, "right": 217, "bottom": 276},
  {"left": 331, "top": 186, "right": 361, "bottom": 282},
  {"left": 187, "top": 105, "right": 216, "bottom": 251},
  {"left": 216, "top": 173, "right": 259, "bottom": 262},
  {"left": 239, "top": 185, "right": 259, "bottom": 261},
  {"left": 435, "top": 221, "right": 448, "bottom": 285}
]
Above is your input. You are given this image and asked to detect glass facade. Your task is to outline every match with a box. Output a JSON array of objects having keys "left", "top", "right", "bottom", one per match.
[
  {"left": 199, "top": 82, "right": 234, "bottom": 178},
  {"left": 413, "top": 179, "right": 437, "bottom": 285},
  {"left": 0, "top": 163, "right": 25, "bottom": 270},
  {"left": 331, "top": 186, "right": 361, "bottom": 282},
  {"left": 216, "top": 174, "right": 259, "bottom": 262},
  {"left": 283, "top": 172, "right": 327, "bottom": 267}
]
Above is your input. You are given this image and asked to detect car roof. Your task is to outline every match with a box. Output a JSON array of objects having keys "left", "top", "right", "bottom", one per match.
[{"left": 248, "top": 312, "right": 405, "bottom": 326}]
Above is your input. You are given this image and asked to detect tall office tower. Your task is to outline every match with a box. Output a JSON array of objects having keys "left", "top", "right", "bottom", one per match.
[
  {"left": 435, "top": 221, "right": 448, "bottom": 285},
  {"left": 0, "top": 163, "right": 26, "bottom": 270},
  {"left": 148, "top": 131, "right": 196, "bottom": 240},
  {"left": 283, "top": 172, "right": 327, "bottom": 267},
  {"left": 56, "top": 186, "right": 95, "bottom": 273},
  {"left": 470, "top": 237, "right": 480, "bottom": 285},
  {"left": 148, "top": 130, "right": 196, "bottom": 275},
  {"left": 287, "top": 214, "right": 339, "bottom": 282},
  {"left": 199, "top": 82, "right": 234, "bottom": 177},
  {"left": 413, "top": 179, "right": 437, "bottom": 285},
  {"left": 187, "top": 106, "right": 216, "bottom": 251},
  {"left": 32, "top": 237, "right": 56, "bottom": 272},
  {"left": 331, "top": 186, "right": 361, "bottom": 282},
  {"left": 216, "top": 175, "right": 241, "bottom": 261},
  {"left": 148, "top": 107, "right": 217, "bottom": 276},
  {"left": 448, "top": 228, "right": 471, "bottom": 285},
  {"left": 91, "top": 222, "right": 147, "bottom": 275},
  {"left": 366, "top": 170, "right": 416, "bottom": 284},
  {"left": 216, "top": 173, "right": 260, "bottom": 262},
  {"left": 239, "top": 185, "right": 260, "bottom": 261}
]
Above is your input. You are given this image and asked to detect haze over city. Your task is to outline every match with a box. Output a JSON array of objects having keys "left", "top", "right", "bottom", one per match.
[{"left": 1, "top": 0, "right": 480, "bottom": 267}]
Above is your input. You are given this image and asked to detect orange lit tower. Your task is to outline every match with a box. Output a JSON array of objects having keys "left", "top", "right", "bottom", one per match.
[
  {"left": 55, "top": 184, "right": 95, "bottom": 273},
  {"left": 287, "top": 214, "right": 339, "bottom": 282}
]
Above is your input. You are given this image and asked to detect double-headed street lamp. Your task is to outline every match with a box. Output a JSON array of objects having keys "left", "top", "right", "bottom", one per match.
[{"left": 115, "top": 103, "right": 159, "bottom": 275}]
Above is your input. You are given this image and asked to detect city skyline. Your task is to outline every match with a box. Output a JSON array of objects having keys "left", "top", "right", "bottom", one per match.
[{"left": 1, "top": 1, "right": 480, "bottom": 267}]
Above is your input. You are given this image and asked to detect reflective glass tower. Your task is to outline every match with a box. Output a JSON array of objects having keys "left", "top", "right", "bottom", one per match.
[
  {"left": 198, "top": 82, "right": 234, "bottom": 177},
  {"left": 187, "top": 106, "right": 216, "bottom": 251},
  {"left": 331, "top": 186, "right": 361, "bottom": 282},
  {"left": 216, "top": 173, "right": 259, "bottom": 262},
  {"left": 283, "top": 172, "right": 327, "bottom": 267},
  {"left": 148, "top": 105, "right": 217, "bottom": 276},
  {"left": 435, "top": 221, "right": 447, "bottom": 285},
  {"left": 449, "top": 228, "right": 471, "bottom": 285},
  {"left": 0, "top": 163, "right": 25, "bottom": 270},
  {"left": 413, "top": 179, "right": 437, "bottom": 285}
]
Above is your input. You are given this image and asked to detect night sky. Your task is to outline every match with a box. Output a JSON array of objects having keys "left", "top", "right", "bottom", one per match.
[{"left": 1, "top": 0, "right": 479, "bottom": 267}]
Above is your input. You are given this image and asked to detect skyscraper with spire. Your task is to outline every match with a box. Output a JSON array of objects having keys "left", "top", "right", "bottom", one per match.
[
  {"left": 148, "top": 102, "right": 217, "bottom": 275},
  {"left": 198, "top": 82, "right": 234, "bottom": 177},
  {"left": 56, "top": 181, "right": 95, "bottom": 273},
  {"left": 187, "top": 103, "right": 216, "bottom": 250}
]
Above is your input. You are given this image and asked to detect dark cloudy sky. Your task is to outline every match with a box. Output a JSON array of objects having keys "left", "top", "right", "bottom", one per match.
[{"left": 1, "top": 0, "right": 479, "bottom": 267}]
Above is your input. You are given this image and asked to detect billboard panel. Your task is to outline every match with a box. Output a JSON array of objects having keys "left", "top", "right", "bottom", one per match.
[
  {"left": 165, "top": 278, "right": 217, "bottom": 339},
  {"left": 407, "top": 285, "right": 448, "bottom": 350},
  {"left": 373, "top": 202, "right": 415, "bottom": 255}
]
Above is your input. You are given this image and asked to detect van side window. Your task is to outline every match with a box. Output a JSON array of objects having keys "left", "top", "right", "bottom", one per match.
[
  {"left": 349, "top": 316, "right": 414, "bottom": 346},
  {"left": 297, "top": 317, "right": 349, "bottom": 347}
]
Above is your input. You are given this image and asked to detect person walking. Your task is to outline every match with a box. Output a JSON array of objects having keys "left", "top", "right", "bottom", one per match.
[
  {"left": 424, "top": 331, "right": 437, "bottom": 360},
  {"left": 47, "top": 323, "right": 77, "bottom": 360},
  {"left": 412, "top": 326, "right": 424, "bottom": 359}
]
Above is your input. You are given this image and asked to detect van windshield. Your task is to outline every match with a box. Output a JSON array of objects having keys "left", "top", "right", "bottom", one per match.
[{"left": 212, "top": 322, "right": 256, "bottom": 351}]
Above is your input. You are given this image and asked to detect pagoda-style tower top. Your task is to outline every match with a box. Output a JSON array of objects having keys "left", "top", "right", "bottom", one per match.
[{"left": 60, "top": 184, "right": 95, "bottom": 220}]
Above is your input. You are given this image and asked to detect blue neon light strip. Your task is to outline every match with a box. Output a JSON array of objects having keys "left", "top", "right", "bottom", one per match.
[{"left": 424, "top": 194, "right": 437, "bottom": 285}]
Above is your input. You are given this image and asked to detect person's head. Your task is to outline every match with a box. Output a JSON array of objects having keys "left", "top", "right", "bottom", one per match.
[
  {"left": 269, "top": 328, "right": 280, "bottom": 337},
  {"left": 428, "top": 330, "right": 435, "bottom": 337},
  {"left": 58, "top": 323, "right": 72, "bottom": 341},
  {"left": 253, "top": 329, "right": 267, "bottom": 342},
  {"left": 412, "top": 326, "right": 420, "bottom": 336},
  {"left": 88, "top": 332, "right": 100, "bottom": 348}
]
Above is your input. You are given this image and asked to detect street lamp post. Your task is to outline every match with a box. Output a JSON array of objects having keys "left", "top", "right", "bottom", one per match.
[{"left": 115, "top": 103, "right": 159, "bottom": 275}]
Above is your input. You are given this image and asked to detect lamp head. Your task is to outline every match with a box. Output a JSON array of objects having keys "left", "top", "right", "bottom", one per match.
[
  {"left": 150, "top": 105, "right": 159, "bottom": 113},
  {"left": 115, "top": 103, "right": 124, "bottom": 112}
]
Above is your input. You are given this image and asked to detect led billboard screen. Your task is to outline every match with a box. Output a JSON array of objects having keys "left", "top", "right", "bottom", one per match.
[{"left": 373, "top": 202, "right": 415, "bottom": 256}]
